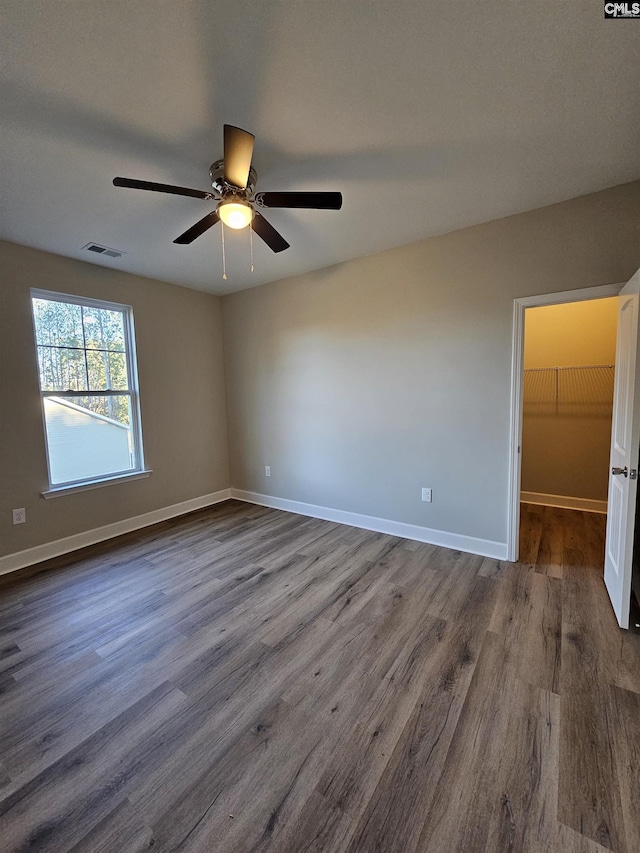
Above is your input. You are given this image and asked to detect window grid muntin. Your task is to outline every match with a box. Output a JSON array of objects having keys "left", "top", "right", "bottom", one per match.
[
  {"left": 41, "top": 389, "right": 133, "bottom": 397},
  {"left": 36, "top": 346, "right": 130, "bottom": 392}
]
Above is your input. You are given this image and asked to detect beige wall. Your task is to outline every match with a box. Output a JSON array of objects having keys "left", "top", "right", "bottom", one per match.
[
  {"left": 222, "top": 181, "right": 640, "bottom": 546},
  {"left": 524, "top": 300, "right": 618, "bottom": 368},
  {"left": 2, "top": 181, "right": 639, "bottom": 562},
  {"left": 0, "top": 241, "right": 229, "bottom": 558},
  {"left": 521, "top": 299, "right": 618, "bottom": 502}
]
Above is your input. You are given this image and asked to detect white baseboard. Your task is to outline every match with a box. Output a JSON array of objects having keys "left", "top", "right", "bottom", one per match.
[
  {"left": 520, "top": 491, "right": 607, "bottom": 514},
  {"left": 0, "top": 489, "right": 232, "bottom": 576},
  {"left": 0, "top": 485, "right": 510, "bottom": 578},
  {"left": 231, "top": 489, "right": 508, "bottom": 560}
]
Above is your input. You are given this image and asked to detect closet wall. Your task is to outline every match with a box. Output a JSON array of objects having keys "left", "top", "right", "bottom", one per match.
[{"left": 521, "top": 298, "right": 618, "bottom": 507}]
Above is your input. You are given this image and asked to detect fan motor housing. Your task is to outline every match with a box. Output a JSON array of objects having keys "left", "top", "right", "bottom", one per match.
[{"left": 209, "top": 159, "right": 257, "bottom": 197}]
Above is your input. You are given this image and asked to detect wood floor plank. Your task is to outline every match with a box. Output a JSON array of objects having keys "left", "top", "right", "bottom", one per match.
[
  {"left": 340, "top": 567, "right": 498, "bottom": 853},
  {"left": 489, "top": 563, "right": 562, "bottom": 693},
  {"left": 558, "top": 688, "right": 627, "bottom": 852},
  {"left": 611, "top": 685, "right": 640, "bottom": 853},
  {"left": 0, "top": 671, "right": 17, "bottom": 699},
  {"left": 559, "top": 553, "right": 630, "bottom": 850},
  {"left": 417, "top": 630, "right": 615, "bottom": 853},
  {"left": 519, "top": 504, "right": 543, "bottom": 563},
  {"left": 615, "top": 629, "right": 640, "bottom": 695},
  {"left": 0, "top": 762, "right": 11, "bottom": 792},
  {"left": 0, "top": 682, "right": 186, "bottom": 852},
  {"left": 126, "top": 619, "right": 346, "bottom": 823},
  {"left": 283, "top": 570, "right": 445, "bottom": 730},
  {"left": 478, "top": 555, "right": 509, "bottom": 579},
  {"left": 246, "top": 788, "right": 353, "bottom": 853},
  {"left": 257, "top": 553, "right": 387, "bottom": 648},
  {"left": 312, "top": 615, "right": 449, "bottom": 818},
  {"left": 417, "top": 631, "right": 557, "bottom": 852},
  {"left": 537, "top": 515, "right": 565, "bottom": 578},
  {"left": 144, "top": 699, "right": 327, "bottom": 852},
  {"left": 66, "top": 798, "right": 155, "bottom": 853}
]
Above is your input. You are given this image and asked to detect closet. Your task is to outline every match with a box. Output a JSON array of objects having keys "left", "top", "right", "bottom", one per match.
[{"left": 520, "top": 298, "right": 618, "bottom": 510}]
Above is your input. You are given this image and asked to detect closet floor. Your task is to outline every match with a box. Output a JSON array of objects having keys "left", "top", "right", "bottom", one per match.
[{"left": 518, "top": 502, "right": 607, "bottom": 577}]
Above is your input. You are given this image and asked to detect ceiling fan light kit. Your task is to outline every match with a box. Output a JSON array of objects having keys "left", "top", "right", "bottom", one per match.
[
  {"left": 113, "top": 124, "right": 342, "bottom": 278},
  {"left": 218, "top": 197, "right": 254, "bottom": 230}
]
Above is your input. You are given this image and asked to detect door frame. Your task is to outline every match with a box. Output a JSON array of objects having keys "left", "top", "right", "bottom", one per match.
[{"left": 506, "top": 282, "right": 624, "bottom": 562}]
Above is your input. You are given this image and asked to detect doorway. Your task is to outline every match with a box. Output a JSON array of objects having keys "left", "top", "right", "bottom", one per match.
[
  {"left": 518, "top": 297, "right": 618, "bottom": 578},
  {"left": 507, "top": 283, "right": 623, "bottom": 563},
  {"left": 520, "top": 299, "right": 618, "bottom": 516}
]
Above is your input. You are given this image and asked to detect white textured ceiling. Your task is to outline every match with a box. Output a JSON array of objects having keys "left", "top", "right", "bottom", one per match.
[{"left": 1, "top": 1, "right": 638, "bottom": 294}]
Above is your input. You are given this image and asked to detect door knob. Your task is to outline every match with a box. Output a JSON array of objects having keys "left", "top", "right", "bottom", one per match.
[{"left": 612, "top": 466, "right": 628, "bottom": 477}]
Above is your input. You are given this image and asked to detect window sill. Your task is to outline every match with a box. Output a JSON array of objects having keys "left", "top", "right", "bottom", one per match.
[{"left": 41, "top": 470, "right": 153, "bottom": 500}]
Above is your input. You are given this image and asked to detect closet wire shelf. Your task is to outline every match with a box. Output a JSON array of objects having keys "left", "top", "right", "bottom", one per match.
[{"left": 523, "top": 364, "right": 614, "bottom": 416}]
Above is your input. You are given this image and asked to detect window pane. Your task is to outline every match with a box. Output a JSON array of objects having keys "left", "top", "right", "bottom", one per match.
[
  {"left": 86, "top": 350, "right": 129, "bottom": 391},
  {"left": 107, "top": 351, "right": 129, "bottom": 389},
  {"left": 72, "top": 394, "right": 131, "bottom": 426},
  {"left": 37, "top": 346, "right": 88, "bottom": 391},
  {"left": 43, "top": 395, "right": 134, "bottom": 485},
  {"left": 82, "top": 306, "right": 125, "bottom": 351},
  {"left": 33, "top": 299, "right": 84, "bottom": 348}
]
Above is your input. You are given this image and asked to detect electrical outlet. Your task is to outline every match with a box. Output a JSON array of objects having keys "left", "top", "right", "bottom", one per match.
[
  {"left": 421, "top": 488, "right": 432, "bottom": 503},
  {"left": 12, "top": 507, "right": 26, "bottom": 525},
  {"left": 265, "top": 466, "right": 271, "bottom": 477}
]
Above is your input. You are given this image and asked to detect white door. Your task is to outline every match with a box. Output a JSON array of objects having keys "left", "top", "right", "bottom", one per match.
[{"left": 604, "top": 268, "right": 640, "bottom": 628}]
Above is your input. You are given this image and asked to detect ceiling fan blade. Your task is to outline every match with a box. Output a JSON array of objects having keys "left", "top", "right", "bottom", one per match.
[
  {"left": 223, "top": 125, "right": 255, "bottom": 190},
  {"left": 256, "top": 191, "right": 342, "bottom": 210},
  {"left": 173, "top": 211, "right": 220, "bottom": 244},
  {"left": 251, "top": 212, "right": 290, "bottom": 253},
  {"left": 113, "top": 177, "right": 214, "bottom": 200}
]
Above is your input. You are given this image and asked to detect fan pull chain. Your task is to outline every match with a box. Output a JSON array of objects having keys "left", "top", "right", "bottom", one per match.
[
  {"left": 220, "top": 221, "right": 227, "bottom": 280},
  {"left": 249, "top": 224, "right": 254, "bottom": 273}
]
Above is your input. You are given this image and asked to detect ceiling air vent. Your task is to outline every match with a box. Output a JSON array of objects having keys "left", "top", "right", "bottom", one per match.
[{"left": 81, "top": 243, "right": 126, "bottom": 258}]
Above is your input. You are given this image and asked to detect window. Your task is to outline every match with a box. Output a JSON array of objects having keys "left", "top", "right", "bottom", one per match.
[{"left": 31, "top": 290, "right": 145, "bottom": 493}]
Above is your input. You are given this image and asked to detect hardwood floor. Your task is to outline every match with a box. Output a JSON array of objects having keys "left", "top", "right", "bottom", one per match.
[{"left": 0, "top": 500, "right": 638, "bottom": 852}]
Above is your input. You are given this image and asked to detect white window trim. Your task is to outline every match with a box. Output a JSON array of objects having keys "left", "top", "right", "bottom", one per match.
[
  {"left": 31, "top": 288, "right": 146, "bottom": 491},
  {"left": 42, "top": 469, "right": 153, "bottom": 499}
]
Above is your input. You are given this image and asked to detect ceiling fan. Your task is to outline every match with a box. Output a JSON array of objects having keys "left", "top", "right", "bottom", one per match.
[{"left": 113, "top": 125, "right": 342, "bottom": 253}]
